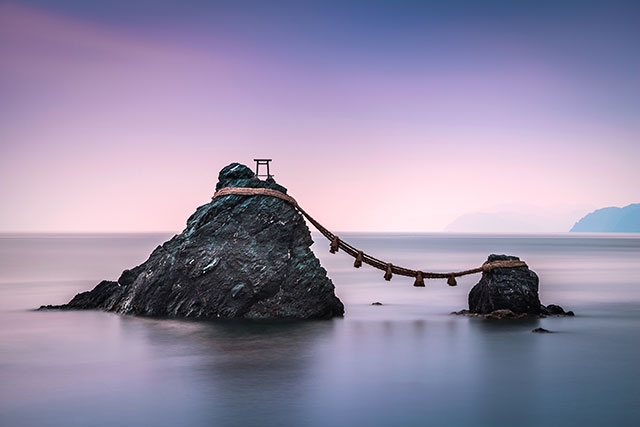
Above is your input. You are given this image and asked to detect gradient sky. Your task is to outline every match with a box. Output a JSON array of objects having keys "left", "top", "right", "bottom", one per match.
[{"left": 1, "top": 0, "right": 639, "bottom": 232}]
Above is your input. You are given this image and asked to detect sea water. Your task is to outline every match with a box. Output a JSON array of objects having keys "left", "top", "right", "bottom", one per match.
[{"left": 0, "top": 233, "right": 638, "bottom": 427}]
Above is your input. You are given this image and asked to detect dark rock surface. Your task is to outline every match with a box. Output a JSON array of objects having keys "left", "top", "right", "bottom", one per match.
[
  {"left": 462, "top": 254, "right": 573, "bottom": 319},
  {"left": 532, "top": 327, "right": 552, "bottom": 333},
  {"left": 469, "top": 254, "right": 542, "bottom": 316},
  {"left": 41, "top": 163, "right": 344, "bottom": 320}
]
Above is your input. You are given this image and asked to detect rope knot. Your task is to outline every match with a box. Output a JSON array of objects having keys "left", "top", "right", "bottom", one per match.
[
  {"left": 482, "top": 260, "right": 528, "bottom": 273},
  {"left": 210, "top": 187, "right": 532, "bottom": 289}
]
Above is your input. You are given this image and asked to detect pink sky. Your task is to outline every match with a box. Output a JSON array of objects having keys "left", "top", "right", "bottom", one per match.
[{"left": 1, "top": 2, "right": 638, "bottom": 232}]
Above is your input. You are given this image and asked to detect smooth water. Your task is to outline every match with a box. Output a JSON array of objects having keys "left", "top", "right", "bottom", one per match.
[{"left": 1, "top": 233, "right": 639, "bottom": 427}]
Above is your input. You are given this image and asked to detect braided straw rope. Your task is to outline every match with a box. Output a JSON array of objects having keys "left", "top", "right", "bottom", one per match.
[{"left": 212, "top": 187, "right": 528, "bottom": 286}]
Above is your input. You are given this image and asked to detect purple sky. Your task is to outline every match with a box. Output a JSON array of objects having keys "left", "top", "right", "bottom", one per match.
[{"left": 1, "top": 0, "right": 638, "bottom": 232}]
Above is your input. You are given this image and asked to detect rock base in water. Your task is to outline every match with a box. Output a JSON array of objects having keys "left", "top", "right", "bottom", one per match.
[
  {"left": 40, "top": 163, "right": 344, "bottom": 320},
  {"left": 453, "top": 306, "right": 574, "bottom": 319}
]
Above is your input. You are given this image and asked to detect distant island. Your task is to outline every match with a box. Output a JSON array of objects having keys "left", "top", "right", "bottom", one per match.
[{"left": 570, "top": 204, "right": 640, "bottom": 232}]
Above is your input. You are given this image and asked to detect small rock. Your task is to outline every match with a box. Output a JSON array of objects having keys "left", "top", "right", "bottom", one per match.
[
  {"left": 468, "top": 255, "right": 541, "bottom": 316},
  {"left": 532, "top": 327, "right": 552, "bottom": 333},
  {"left": 543, "top": 304, "right": 564, "bottom": 315},
  {"left": 371, "top": 302, "right": 383, "bottom": 306},
  {"left": 464, "top": 254, "right": 575, "bottom": 319},
  {"left": 541, "top": 304, "right": 574, "bottom": 316}
]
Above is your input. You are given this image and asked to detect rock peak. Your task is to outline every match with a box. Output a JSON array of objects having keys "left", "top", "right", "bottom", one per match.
[
  {"left": 215, "top": 162, "right": 288, "bottom": 194},
  {"left": 218, "top": 162, "right": 254, "bottom": 182}
]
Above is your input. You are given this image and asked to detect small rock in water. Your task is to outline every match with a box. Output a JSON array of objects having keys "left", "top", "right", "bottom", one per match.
[
  {"left": 464, "top": 254, "right": 575, "bottom": 318},
  {"left": 541, "top": 304, "right": 574, "bottom": 316},
  {"left": 532, "top": 327, "right": 552, "bottom": 333},
  {"left": 371, "top": 302, "right": 383, "bottom": 306},
  {"left": 469, "top": 254, "right": 541, "bottom": 316}
]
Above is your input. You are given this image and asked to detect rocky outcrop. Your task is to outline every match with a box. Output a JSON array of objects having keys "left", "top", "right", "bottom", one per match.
[
  {"left": 469, "top": 254, "right": 541, "bottom": 315},
  {"left": 41, "top": 163, "right": 344, "bottom": 320},
  {"left": 455, "top": 254, "right": 573, "bottom": 319}
]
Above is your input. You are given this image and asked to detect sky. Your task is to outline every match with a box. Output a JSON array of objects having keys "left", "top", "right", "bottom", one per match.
[{"left": 1, "top": 0, "right": 638, "bottom": 233}]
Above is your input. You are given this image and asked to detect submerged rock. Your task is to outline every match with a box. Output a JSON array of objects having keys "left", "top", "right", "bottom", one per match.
[{"left": 42, "top": 163, "right": 344, "bottom": 320}]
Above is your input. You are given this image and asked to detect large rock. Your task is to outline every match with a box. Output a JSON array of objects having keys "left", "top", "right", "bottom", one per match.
[
  {"left": 468, "top": 254, "right": 542, "bottom": 316},
  {"left": 43, "top": 163, "right": 344, "bottom": 320}
]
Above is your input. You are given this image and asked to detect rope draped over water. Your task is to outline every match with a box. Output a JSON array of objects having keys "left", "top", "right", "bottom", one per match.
[{"left": 212, "top": 187, "right": 528, "bottom": 287}]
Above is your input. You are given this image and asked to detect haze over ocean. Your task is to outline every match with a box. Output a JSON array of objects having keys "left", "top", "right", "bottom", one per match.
[{"left": 1, "top": 0, "right": 638, "bottom": 233}]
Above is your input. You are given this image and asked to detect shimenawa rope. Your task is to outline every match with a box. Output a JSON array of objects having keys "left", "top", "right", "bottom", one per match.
[{"left": 212, "top": 187, "right": 527, "bottom": 287}]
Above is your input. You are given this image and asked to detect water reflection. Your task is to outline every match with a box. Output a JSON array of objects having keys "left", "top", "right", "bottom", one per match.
[
  {"left": 301, "top": 317, "right": 478, "bottom": 427},
  {"left": 128, "top": 318, "right": 335, "bottom": 427},
  {"left": 464, "top": 318, "right": 543, "bottom": 426},
  {"left": 1, "top": 310, "right": 335, "bottom": 427}
]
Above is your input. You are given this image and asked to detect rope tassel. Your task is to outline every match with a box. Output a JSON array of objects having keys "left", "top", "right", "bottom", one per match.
[
  {"left": 354, "top": 251, "right": 363, "bottom": 268},
  {"left": 414, "top": 271, "right": 425, "bottom": 287},
  {"left": 330, "top": 236, "right": 339, "bottom": 254},
  {"left": 447, "top": 275, "right": 457, "bottom": 286},
  {"left": 384, "top": 263, "right": 393, "bottom": 281}
]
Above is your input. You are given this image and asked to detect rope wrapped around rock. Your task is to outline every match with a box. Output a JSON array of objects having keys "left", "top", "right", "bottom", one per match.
[{"left": 212, "top": 187, "right": 528, "bottom": 286}]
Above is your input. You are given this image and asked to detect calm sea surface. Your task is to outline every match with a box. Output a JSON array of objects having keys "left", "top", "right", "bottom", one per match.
[{"left": 1, "top": 233, "right": 639, "bottom": 427}]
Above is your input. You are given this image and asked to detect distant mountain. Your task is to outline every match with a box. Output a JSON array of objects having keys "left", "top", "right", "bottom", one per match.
[
  {"left": 445, "top": 212, "right": 550, "bottom": 233},
  {"left": 444, "top": 206, "right": 583, "bottom": 233},
  {"left": 570, "top": 204, "right": 640, "bottom": 232}
]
